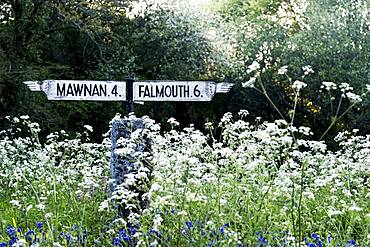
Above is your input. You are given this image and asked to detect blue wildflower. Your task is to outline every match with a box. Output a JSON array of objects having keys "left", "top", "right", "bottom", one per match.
[
  {"left": 82, "top": 229, "right": 87, "bottom": 243},
  {"left": 25, "top": 230, "right": 35, "bottom": 242},
  {"left": 220, "top": 226, "right": 225, "bottom": 235},
  {"left": 156, "top": 231, "right": 163, "bottom": 239},
  {"left": 170, "top": 208, "right": 175, "bottom": 214},
  {"left": 6, "top": 226, "right": 16, "bottom": 237},
  {"left": 185, "top": 221, "right": 193, "bottom": 229},
  {"left": 119, "top": 228, "right": 127, "bottom": 237},
  {"left": 0, "top": 242, "right": 7, "bottom": 247},
  {"left": 119, "top": 228, "right": 130, "bottom": 242},
  {"left": 201, "top": 230, "right": 206, "bottom": 237},
  {"left": 128, "top": 226, "right": 137, "bottom": 235},
  {"left": 36, "top": 222, "right": 43, "bottom": 231},
  {"left": 327, "top": 235, "right": 332, "bottom": 244},
  {"left": 113, "top": 237, "right": 122, "bottom": 246},
  {"left": 16, "top": 228, "right": 21, "bottom": 233},
  {"left": 311, "top": 233, "right": 319, "bottom": 241},
  {"left": 258, "top": 235, "right": 268, "bottom": 245},
  {"left": 8, "top": 238, "right": 17, "bottom": 246},
  {"left": 72, "top": 224, "right": 78, "bottom": 231},
  {"left": 65, "top": 232, "right": 71, "bottom": 242},
  {"left": 223, "top": 223, "right": 230, "bottom": 227},
  {"left": 347, "top": 240, "right": 356, "bottom": 246},
  {"left": 307, "top": 243, "right": 316, "bottom": 247}
]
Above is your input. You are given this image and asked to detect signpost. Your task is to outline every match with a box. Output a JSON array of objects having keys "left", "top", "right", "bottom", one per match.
[
  {"left": 133, "top": 80, "right": 233, "bottom": 102},
  {"left": 24, "top": 78, "right": 234, "bottom": 218},
  {"left": 24, "top": 80, "right": 126, "bottom": 101},
  {"left": 24, "top": 79, "right": 233, "bottom": 103}
]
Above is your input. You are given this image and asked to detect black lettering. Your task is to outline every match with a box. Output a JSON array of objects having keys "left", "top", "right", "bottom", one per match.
[
  {"left": 172, "top": 85, "right": 178, "bottom": 97},
  {"left": 57, "top": 83, "right": 65, "bottom": 96},
  {"left": 99, "top": 84, "right": 107, "bottom": 97},
  {"left": 84, "top": 84, "right": 92, "bottom": 96},
  {"left": 156, "top": 85, "right": 164, "bottom": 97},
  {"left": 139, "top": 85, "right": 145, "bottom": 97},
  {"left": 184, "top": 85, "right": 190, "bottom": 97},
  {"left": 66, "top": 84, "right": 74, "bottom": 96},
  {"left": 144, "top": 86, "right": 150, "bottom": 97},
  {"left": 92, "top": 84, "right": 100, "bottom": 96},
  {"left": 165, "top": 85, "right": 172, "bottom": 97},
  {"left": 73, "top": 84, "right": 83, "bottom": 96},
  {"left": 150, "top": 85, "right": 155, "bottom": 97},
  {"left": 178, "top": 85, "right": 183, "bottom": 97}
]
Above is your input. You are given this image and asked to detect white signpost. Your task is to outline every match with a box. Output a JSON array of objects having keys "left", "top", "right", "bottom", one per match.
[
  {"left": 23, "top": 78, "right": 234, "bottom": 218},
  {"left": 133, "top": 80, "right": 233, "bottom": 102},
  {"left": 24, "top": 80, "right": 126, "bottom": 101},
  {"left": 24, "top": 80, "right": 233, "bottom": 102}
]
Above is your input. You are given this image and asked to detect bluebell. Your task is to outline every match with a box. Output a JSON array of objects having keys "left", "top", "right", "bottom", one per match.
[
  {"left": 311, "top": 233, "right": 319, "bottom": 241},
  {"left": 36, "top": 222, "right": 43, "bottom": 231},
  {"left": 113, "top": 237, "right": 122, "bottom": 246},
  {"left": 6, "top": 227, "right": 16, "bottom": 237},
  {"left": 25, "top": 230, "right": 35, "bottom": 242},
  {"left": 186, "top": 221, "right": 193, "bottom": 229}
]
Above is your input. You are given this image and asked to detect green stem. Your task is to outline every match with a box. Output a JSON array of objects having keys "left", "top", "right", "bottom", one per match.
[
  {"left": 298, "top": 161, "right": 306, "bottom": 247},
  {"left": 256, "top": 81, "right": 297, "bottom": 143},
  {"left": 319, "top": 98, "right": 359, "bottom": 141},
  {"left": 291, "top": 92, "right": 299, "bottom": 127},
  {"left": 291, "top": 180, "right": 297, "bottom": 247}
]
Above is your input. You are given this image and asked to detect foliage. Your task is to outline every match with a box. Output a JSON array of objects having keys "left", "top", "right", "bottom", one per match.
[
  {"left": 215, "top": 0, "right": 369, "bottom": 141},
  {"left": 129, "top": 113, "right": 370, "bottom": 246},
  {"left": 1, "top": 114, "right": 369, "bottom": 246}
]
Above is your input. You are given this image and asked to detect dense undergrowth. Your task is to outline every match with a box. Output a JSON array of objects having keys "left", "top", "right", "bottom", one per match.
[{"left": 0, "top": 113, "right": 369, "bottom": 246}]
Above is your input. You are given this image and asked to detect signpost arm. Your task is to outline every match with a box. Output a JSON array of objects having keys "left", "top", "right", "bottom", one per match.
[{"left": 126, "top": 77, "right": 134, "bottom": 113}]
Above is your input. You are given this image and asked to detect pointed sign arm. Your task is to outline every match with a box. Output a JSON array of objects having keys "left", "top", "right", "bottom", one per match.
[
  {"left": 215, "top": 82, "right": 234, "bottom": 93},
  {"left": 24, "top": 81, "right": 43, "bottom": 92}
]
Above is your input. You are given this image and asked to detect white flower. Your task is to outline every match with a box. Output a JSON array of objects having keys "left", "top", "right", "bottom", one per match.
[
  {"left": 167, "top": 117, "right": 179, "bottom": 127},
  {"left": 205, "top": 122, "right": 213, "bottom": 130},
  {"left": 238, "top": 110, "right": 249, "bottom": 118},
  {"left": 328, "top": 207, "right": 343, "bottom": 217},
  {"left": 302, "top": 65, "right": 314, "bottom": 75},
  {"left": 242, "top": 77, "right": 256, "bottom": 88},
  {"left": 10, "top": 200, "right": 21, "bottom": 208},
  {"left": 345, "top": 92, "right": 362, "bottom": 104},
  {"left": 220, "top": 112, "right": 233, "bottom": 124},
  {"left": 292, "top": 80, "right": 307, "bottom": 91},
  {"left": 26, "top": 205, "right": 33, "bottom": 212},
  {"left": 13, "top": 239, "right": 27, "bottom": 247},
  {"left": 247, "top": 61, "right": 260, "bottom": 74},
  {"left": 339, "top": 82, "right": 353, "bottom": 93},
  {"left": 348, "top": 205, "right": 362, "bottom": 212},
  {"left": 45, "top": 212, "right": 53, "bottom": 218},
  {"left": 302, "top": 191, "right": 315, "bottom": 199},
  {"left": 36, "top": 203, "right": 45, "bottom": 211},
  {"left": 20, "top": 115, "right": 30, "bottom": 120},
  {"left": 298, "top": 126, "right": 312, "bottom": 136},
  {"left": 152, "top": 214, "right": 163, "bottom": 231},
  {"left": 278, "top": 65, "right": 288, "bottom": 75},
  {"left": 321, "top": 81, "right": 337, "bottom": 90},
  {"left": 84, "top": 125, "right": 93, "bottom": 132},
  {"left": 366, "top": 84, "right": 370, "bottom": 92}
]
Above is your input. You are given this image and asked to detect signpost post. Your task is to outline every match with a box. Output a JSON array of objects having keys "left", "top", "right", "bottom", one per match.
[{"left": 24, "top": 78, "right": 233, "bottom": 217}]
